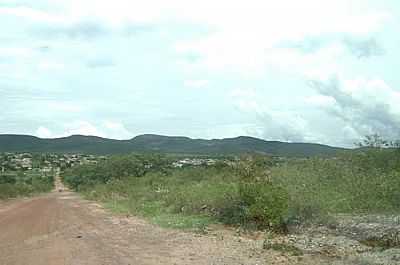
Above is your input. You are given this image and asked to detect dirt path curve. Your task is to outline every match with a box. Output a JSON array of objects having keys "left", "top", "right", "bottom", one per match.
[{"left": 0, "top": 177, "right": 310, "bottom": 265}]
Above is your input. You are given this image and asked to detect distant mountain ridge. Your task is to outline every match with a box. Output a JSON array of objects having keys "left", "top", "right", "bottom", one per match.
[{"left": 0, "top": 134, "right": 346, "bottom": 157}]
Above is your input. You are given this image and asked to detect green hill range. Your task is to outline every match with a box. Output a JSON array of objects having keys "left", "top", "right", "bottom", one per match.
[{"left": 0, "top": 134, "right": 346, "bottom": 157}]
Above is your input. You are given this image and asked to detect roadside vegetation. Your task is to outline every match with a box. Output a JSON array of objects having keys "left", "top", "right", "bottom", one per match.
[
  {"left": 0, "top": 171, "right": 54, "bottom": 200},
  {"left": 62, "top": 135, "right": 400, "bottom": 232},
  {"left": 62, "top": 154, "right": 288, "bottom": 231},
  {"left": 273, "top": 148, "right": 400, "bottom": 225}
]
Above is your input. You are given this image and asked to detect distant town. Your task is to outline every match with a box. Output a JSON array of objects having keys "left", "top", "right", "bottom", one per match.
[
  {"left": 0, "top": 153, "right": 105, "bottom": 173},
  {"left": 0, "top": 152, "right": 226, "bottom": 174}
]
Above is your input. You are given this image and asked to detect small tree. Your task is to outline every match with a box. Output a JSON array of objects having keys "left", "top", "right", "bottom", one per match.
[{"left": 356, "top": 133, "right": 389, "bottom": 148}]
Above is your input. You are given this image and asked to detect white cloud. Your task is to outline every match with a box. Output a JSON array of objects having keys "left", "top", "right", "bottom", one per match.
[
  {"left": 3, "top": 1, "right": 390, "bottom": 79},
  {"left": 230, "top": 87, "right": 262, "bottom": 112},
  {"left": 342, "top": 78, "right": 400, "bottom": 109},
  {"left": 310, "top": 77, "right": 400, "bottom": 140},
  {"left": 35, "top": 126, "right": 52, "bottom": 138},
  {"left": 230, "top": 87, "right": 256, "bottom": 99},
  {"left": 2, "top": 0, "right": 397, "bottom": 146},
  {"left": 198, "top": 123, "right": 261, "bottom": 140},
  {"left": 0, "top": 6, "right": 66, "bottom": 23},
  {"left": 37, "top": 61, "right": 65, "bottom": 71},
  {"left": 102, "top": 121, "right": 133, "bottom": 139},
  {"left": 306, "top": 95, "right": 336, "bottom": 107},
  {"left": 44, "top": 101, "right": 82, "bottom": 113},
  {"left": 63, "top": 121, "right": 104, "bottom": 137},
  {"left": 264, "top": 42, "right": 348, "bottom": 79},
  {"left": 0, "top": 47, "right": 33, "bottom": 58},
  {"left": 183, "top": 79, "right": 209, "bottom": 88},
  {"left": 229, "top": 87, "right": 317, "bottom": 143},
  {"left": 173, "top": 0, "right": 389, "bottom": 76},
  {"left": 56, "top": 0, "right": 164, "bottom": 25},
  {"left": 34, "top": 120, "right": 133, "bottom": 139}
]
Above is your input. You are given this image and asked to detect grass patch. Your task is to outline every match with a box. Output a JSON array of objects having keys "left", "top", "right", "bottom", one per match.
[
  {"left": 102, "top": 197, "right": 213, "bottom": 230},
  {"left": 63, "top": 149, "right": 400, "bottom": 231},
  {"left": 272, "top": 150, "right": 400, "bottom": 224},
  {"left": 150, "top": 213, "right": 212, "bottom": 230},
  {"left": 0, "top": 171, "right": 54, "bottom": 200},
  {"left": 65, "top": 155, "right": 289, "bottom": 231}
]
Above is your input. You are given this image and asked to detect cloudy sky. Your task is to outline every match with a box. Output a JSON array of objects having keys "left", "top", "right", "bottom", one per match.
[{"left": 1, "top": 0, "right": 400, "bottom": 147}]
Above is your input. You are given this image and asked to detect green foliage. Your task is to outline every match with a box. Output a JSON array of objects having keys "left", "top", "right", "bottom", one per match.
[
  {"left": 229, "top": 155, "right": 289, "bottom": 230},
  {"left": 62, "top": 148, "right": 400, "bottom": 231},
  {"left": 357, "top": 133, "right": 389, "bottom": 148},
  {"left": 64, "top": 154, "right": 289, "bottom": 231},
  {"left": 0, "top": 174, "right": 17, "bottom": 184},
  {"left": 0, "top": 134, "right": 344, "bottom": 157},
  {"left": 0, "top": 171, "right": 54, "bottom": 200},
  {"left": 62, "top": 154, "right": 171, "bottom": 190},
  {"left": 238, "top": 182, "right": 288, "bottom": 230},
  {"left": 272, "top": 149, "right": 400, "bottom": 225}
]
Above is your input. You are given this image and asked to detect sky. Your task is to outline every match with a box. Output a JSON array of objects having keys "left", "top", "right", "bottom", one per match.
[{"left": 1, "top": 0, "right": 400, "bottom": 147}]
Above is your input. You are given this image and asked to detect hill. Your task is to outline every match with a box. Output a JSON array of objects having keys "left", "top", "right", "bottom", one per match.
[{"left": 0, "top": 134, "right": 346, "bottom": 157}]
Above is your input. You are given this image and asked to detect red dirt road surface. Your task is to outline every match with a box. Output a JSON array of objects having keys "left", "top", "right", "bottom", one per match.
[{"left": 0, "top": 185, "right": 311, "bottom": 265}]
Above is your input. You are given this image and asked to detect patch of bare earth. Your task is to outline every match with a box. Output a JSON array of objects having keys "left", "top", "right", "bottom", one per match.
[
  {"left": 0, "top": 184, "right": 332, "bottom": 265},
  {"left": 1, "top": 179, "right": 397, "bottom": 265}
]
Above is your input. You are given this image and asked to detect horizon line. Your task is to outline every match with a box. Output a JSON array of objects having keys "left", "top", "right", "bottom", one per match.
[{"left": 0, "top": 133, "right": 348, "bottom": 149}]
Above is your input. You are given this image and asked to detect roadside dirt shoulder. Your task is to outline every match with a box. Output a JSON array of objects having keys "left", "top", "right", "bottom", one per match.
[{"left": 0, "top": 190, "right": 310, "bottom": 265}]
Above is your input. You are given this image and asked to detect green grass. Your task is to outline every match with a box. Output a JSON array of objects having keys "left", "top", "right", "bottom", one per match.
[
  {"left": 102, "top": 197, "right": 213, "bottom": 230},
  {"left": 81, "top": 167, "right": 237, "bottom": 230},
  {"left": 63, "top": 150, "right": 400, "bottom": 231},
  {"left": 64, "top": 155, "right": 288, "bottom": 231},
  {"left": 150, "top": 213, "right": 212, "bottom": 230},
  {"left": 0, "top": 171, "right": 54, "bottom": 200},
  {"left": 271, "top": 150, "right": 400, "bottom": 224}
]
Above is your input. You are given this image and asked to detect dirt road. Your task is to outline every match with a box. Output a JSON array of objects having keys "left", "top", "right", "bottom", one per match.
[
  {"left": 0, "top": 179, "right": 312, "bottom": 265},
  {"left": 1, "top": 175, "right": 397, "bottom": 264}
]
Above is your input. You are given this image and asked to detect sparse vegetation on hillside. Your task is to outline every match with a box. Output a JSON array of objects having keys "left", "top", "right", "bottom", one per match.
[{"left": 0, "top": 134, "right": 344, "bottom": 157}]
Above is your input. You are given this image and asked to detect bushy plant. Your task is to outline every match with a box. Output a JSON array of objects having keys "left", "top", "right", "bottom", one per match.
[
  {"left": 62, "top": 154, "right": 172, "bottom": 190},
  {"left": 63, "top": 149, "right": 400, "bottom": 231},
  {"left": 272, "top": 148, "right": 400, "bottom": 224},
  {"left": 66, "top": 154, "right": 289, "bottom": 230},
  {"left": 0, "top": 172, "right": 54, "bottom": 200},
  {"left": 0, "top": 174, "right": 17, "bottom": 184},
  {"left": 239, "top": 182, "right": 288, "bottom": 230}
]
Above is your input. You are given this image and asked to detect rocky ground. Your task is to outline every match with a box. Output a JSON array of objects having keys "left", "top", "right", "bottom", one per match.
[{"left": 263, "top": 214, "right": 400, "bottom": 264}]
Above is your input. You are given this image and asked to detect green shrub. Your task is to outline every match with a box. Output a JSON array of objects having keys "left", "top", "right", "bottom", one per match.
[
  {"left": 235, "top": 182, "right": 288, "bottom": 231},
  {"left": 217, "top": 198, "right": 248, "bottom": 225},
  {"left": 62, "top": 154, "right": 172, "bottom": 191},
  {"left": 0, "top": 172, "right": 53, "bottom": 200},
  {"left": 63, "top": 150, "right": 400, "bottom": 231},
  {"left": 272, "top": 149, "right": 400, "bottom": 224},
  {"left": 0, "top": 174, "right": 17, "bottom": 184},
  {"left": 67, "top": 155, "right": 289, "bottom": 230}
]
